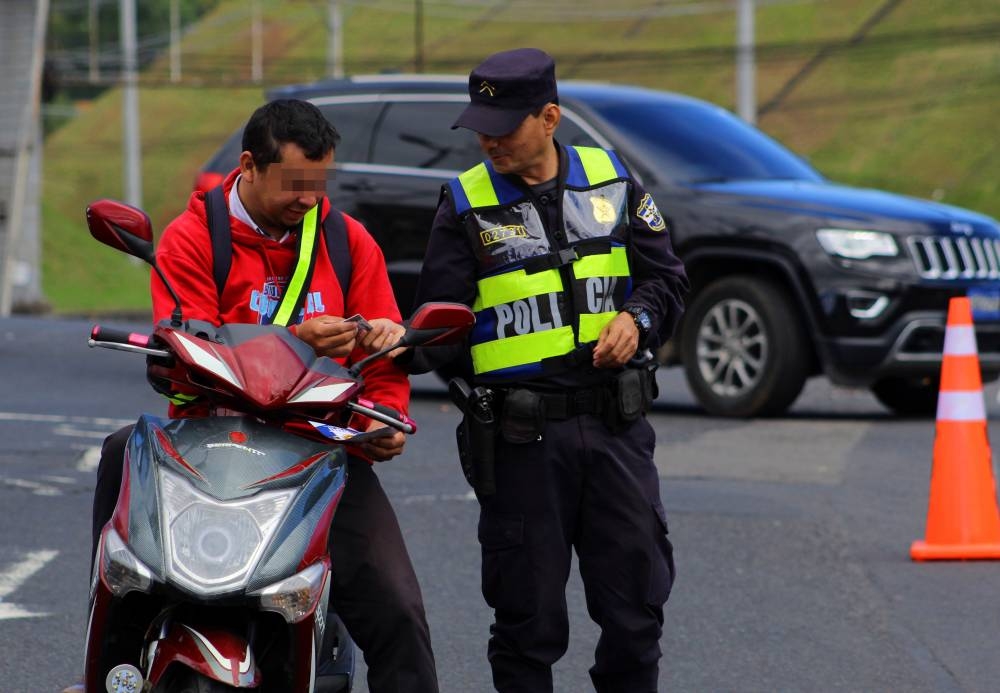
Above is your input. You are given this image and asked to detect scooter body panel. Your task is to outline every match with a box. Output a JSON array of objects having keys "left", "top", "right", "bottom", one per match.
[{"left": 84, "top": 414, "right": 353, "bottom": 692}]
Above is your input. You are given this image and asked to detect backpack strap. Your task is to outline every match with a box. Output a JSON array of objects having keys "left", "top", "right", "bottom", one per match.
[
  {"left": 205, "top": 185, "right": 233, "bottom": 299},
  {"left": 206, "top": 185, "right": 353, "bottom": 319},
  {"left": 323, "top": 208, "right": 352, "bottom": 306}
]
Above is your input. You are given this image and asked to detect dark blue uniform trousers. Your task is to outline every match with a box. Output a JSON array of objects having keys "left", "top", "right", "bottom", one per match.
[{"left": 479, "top": 414, "right": 674, "bottom": 693}]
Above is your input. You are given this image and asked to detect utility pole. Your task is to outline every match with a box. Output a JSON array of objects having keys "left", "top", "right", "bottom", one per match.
[
  {"left": 170, "top": 0, "right": 181, "bottom": 83},
  {"left": 0, "top": 0, "right": 50, "bottom": 316},
  {"left": 735, "top": 0, "right": 756, "bottom": 124},
  {"left": 88, "top": 0, "right": 100, "bottom": 82},
  {"left": 414, "top": 0, "right": 424, "bottom": 73},
  {"left": 327, "top": 0, "right": 344, "bottom": 78},
  {"left": 120, "top": 0, "right": 142, "bottom": 209},
  {"left": 251, "top": 0, "right": 263, "bottom": 84}
]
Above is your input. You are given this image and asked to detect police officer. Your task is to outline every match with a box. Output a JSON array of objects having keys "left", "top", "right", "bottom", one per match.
[{"left": 404, "top": 48, "right": 688, "bottom": 692}]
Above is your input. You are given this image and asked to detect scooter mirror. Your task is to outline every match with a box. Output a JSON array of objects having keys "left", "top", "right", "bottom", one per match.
[
  {"left": 86, "top": 199, "right": 156, "bottom": 265},
  {"left": 346, "top": 302, "right": 475, "bottom": 378},
  {"left": 403, "top": 302, "right": 475, "bottom": 347}
]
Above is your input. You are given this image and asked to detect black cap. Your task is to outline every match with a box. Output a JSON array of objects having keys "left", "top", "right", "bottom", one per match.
[{"left": 452, "top": 48, "right": 558, "bottom": 137}]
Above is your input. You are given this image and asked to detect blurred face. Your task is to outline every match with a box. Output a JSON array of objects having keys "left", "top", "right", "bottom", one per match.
[
  {"left": 239, "top": 142, "right": 333, "bottom": 235},
  {"left": 477, "top": 103, "right": 561, "bottom": 184}
]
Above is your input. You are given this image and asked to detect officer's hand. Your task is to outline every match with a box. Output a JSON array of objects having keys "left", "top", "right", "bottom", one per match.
[
  {"left": 358, "top": 318, "right": 407, "bottom": 355},
  {"left": 362, "top": 421, "right": 406, "bottom": 462},
  {"left": 295, "top": 316, "right": 358, "bottom": 359},
  {"left": 593, "top": 312, "right": 639, "bottom": 368}
]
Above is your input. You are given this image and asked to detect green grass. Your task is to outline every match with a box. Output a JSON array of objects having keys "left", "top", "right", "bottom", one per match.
[{"left": 42, "top": 0, "right": 1000, "bottom": 314}]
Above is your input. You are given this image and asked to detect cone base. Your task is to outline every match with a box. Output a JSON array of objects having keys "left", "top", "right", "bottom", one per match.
[{"left": 910, "top": 540, "right": 1000, "bottom": 561}]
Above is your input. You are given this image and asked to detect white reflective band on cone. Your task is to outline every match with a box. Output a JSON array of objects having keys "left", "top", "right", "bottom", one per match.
[
  {"left": 943, "top": 325, "right": 978, "bottom": 356},
  {"left": 936, "top": 390, "right": 986, "bottom": 421}
]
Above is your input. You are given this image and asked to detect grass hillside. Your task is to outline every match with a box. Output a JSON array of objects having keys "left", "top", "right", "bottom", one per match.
[{"left": 42, "top": 0, "right": 1000, "bottom": 314}]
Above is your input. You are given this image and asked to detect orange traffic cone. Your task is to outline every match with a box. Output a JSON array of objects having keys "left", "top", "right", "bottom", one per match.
[{"left": 911, "top": 296, "right": 1000, "bottom": 560}]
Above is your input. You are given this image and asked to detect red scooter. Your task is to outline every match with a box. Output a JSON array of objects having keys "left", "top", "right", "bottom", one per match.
[{"left": 82, "top": 199, "right": 473, "bottom": 693}]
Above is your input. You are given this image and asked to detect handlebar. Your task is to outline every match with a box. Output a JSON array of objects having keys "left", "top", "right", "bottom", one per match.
[
  {"left": 88, "top": 325, "right": 170, "bottom": 358},
  {"left": 88, "top": 322, "right": 419, "bottom": 435},
  {"left": 347, "top": 398, "right": 417, "bottom": 434}
]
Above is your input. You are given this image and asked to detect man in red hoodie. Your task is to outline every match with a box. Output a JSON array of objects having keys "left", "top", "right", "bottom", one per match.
[{"left": 82, "top": 100, "right": 438, "bottom": 693}]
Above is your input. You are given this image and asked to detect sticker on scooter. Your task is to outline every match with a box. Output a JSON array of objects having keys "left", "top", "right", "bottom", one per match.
[{"left": 310, "top": 421, "right": 397, "bottom": 442}]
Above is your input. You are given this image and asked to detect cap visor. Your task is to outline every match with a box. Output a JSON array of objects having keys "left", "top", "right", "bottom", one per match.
[{"left": 451, "top": 103, "right": 531, "bottom": 137}]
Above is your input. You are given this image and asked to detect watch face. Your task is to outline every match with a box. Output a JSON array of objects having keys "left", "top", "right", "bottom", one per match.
[{"left": 628, "top": 307, "right": 651, "bottom": 332}]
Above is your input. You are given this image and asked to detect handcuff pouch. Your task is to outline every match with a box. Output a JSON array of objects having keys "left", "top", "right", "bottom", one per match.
[{"left": 500, "top": 389, "right": 546, "bottom": 444}]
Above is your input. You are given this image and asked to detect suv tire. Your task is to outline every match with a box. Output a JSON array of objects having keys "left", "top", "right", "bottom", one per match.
[
  {"left": 681, "top": 275, "right": 809, "bottom": 417},
  {"left": 870, "top": 375, "right": 939, "bottom": 417}
]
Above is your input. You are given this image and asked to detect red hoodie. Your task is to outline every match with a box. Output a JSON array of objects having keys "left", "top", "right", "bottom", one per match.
[{"left": 151, "top": 168, "right": 410, "bottom": 423}]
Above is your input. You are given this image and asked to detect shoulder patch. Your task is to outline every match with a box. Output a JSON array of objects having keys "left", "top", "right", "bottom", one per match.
[{"left": 636, "top": 193, "right": 666, "bottom": 232}]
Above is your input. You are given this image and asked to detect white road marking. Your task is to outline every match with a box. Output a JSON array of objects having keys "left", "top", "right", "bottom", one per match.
[
  {"left": 53, "top": 424, "right": 116, "bottom": 440},
  {"left": 0, "top": 411, "right": 134, "bottom": 428},
  {"left": 0, "top": 603, "right": 48, "bottom": 620},
  {"left": 400, "top": 490, "right": 478, "bottom": 505},
  {"left": 0, "top": 478, "right": 62, "bottom": 496},
  {"left": 76, "top": 446, "right": 102, "bottom": 473},
  {"left": 0, "top": 550, "right": 58, "bottom": 620},
  {"left": 41, "top": 475, "right": 77, "bottom": 485}
]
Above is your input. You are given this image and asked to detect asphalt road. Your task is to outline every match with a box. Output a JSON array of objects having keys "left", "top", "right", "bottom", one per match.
[{"left": 2, "top": 315, "right": 1000, "bottom": 692}]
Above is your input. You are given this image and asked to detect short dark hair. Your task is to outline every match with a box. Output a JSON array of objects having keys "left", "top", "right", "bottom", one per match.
[{"left": 242, "top": 99, "right": 340, "bottom": 168}]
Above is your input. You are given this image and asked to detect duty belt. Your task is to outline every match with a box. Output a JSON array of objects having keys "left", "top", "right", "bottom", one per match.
[{"left": 503, "top": 386, "right": 609, "bottom": 419}]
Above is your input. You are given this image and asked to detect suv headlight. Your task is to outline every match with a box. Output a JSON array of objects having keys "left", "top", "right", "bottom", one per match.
[
  {"left": 159, "top": 468, "right": 294, "bottom": 594},
  {"left": 101, "top": 527, "right": 155, "bottom": 597},
  {"left": 816, "top": 229, "right": 899, "bottom": 259}
]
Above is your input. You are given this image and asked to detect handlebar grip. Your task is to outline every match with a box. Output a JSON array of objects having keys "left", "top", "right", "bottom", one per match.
[
  {"left": 353, "top": 398, "right": 417, "bottom": 434},
  {"left": 90, "top": 325, "right": 151, "bottom": 347}
]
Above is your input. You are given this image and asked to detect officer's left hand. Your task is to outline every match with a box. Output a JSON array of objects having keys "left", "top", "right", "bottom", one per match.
[
  {"left": 362, "top": 420, "right": 407, "bottom": 462},
  {"left": 593, "top": 312, "right": 639, "bottom": 368}
]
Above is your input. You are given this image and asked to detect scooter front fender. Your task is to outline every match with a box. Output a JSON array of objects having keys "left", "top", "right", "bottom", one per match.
[{"left": 146, "top": 623, "right": 262, "bottom": 689}]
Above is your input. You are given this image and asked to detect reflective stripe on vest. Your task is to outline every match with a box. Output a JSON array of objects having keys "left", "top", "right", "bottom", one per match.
[
  {"left": 472, "top": 267, "right": 563, "bottom": 311},
  {"left": 574, "top": 146, "right": 620, "bottom": 186},
  {"left": 453, "top": 147, "right": 634, "bottom": 378},
  {"left": 457, "top": 164, "right": 501, "bottom": 209},
  {"left": 271, "top": 204, "right": 320, "bottom": 327},
  {"left": 573, "top": 246, "right": 630, "bottom": 342}
]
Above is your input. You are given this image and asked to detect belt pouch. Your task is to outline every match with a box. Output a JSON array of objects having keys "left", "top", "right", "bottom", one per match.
[
  {"left": 500, "top": 389, "right": 546, "bottom": 443},
  {"left": 617, "top": 368, "right": 647, "bottom": 423}
]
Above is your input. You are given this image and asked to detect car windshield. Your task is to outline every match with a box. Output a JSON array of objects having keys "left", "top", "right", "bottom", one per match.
[{"left": 581, "top": 92, "right": 824, "bottom": 184}]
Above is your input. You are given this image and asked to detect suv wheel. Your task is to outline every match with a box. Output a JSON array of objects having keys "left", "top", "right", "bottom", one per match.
[
  {"left": 870, "top": 375, "right": 939, "bottom": 417},
  {"left": 681, "top": 276, "right": 809, "bottom": 417}
]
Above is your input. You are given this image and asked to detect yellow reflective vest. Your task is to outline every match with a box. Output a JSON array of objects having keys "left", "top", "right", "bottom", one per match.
[{"left": 448, "top": 146, "right": 634, "bottom": 381}]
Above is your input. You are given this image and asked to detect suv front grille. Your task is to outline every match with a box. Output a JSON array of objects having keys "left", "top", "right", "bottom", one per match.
[{"left": 907, "top": 235, "right": 1000, "bottom": 280}]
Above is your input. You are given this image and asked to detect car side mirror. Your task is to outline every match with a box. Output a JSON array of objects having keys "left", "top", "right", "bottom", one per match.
[{"left": 347, "top": 302, "right": 475, "bottom": 377}]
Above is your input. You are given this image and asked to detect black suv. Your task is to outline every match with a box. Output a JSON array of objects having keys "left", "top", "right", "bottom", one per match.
[{"left": 197, "top": 75, "right": 1000, "bottom": 417}]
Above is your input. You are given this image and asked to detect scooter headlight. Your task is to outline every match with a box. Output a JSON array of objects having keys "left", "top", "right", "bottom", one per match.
[
  {"left": 252, "top": 562, "right": 328, "bottom": 623},
  {"left": 101, "top": 527, "right": 154, "bottom": 597},
  {"left": 159, "top": 468, "right": 294, "bottom": 594}
]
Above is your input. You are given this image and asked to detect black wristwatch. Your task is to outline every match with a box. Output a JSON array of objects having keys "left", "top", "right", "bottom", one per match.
[{"left": 623, "top": 305, "right": 652, "bottom": 339}]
